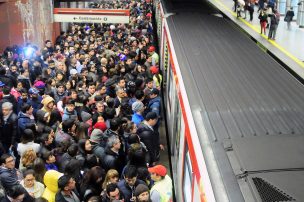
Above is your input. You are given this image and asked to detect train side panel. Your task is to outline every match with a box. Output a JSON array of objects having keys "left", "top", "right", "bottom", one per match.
[{"left": 155, "top": 1, "right": 216, "bottom": 201}]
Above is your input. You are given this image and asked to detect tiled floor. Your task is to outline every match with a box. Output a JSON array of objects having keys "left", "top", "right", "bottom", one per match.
[{"left": 209, "top": 0, "right": 304, "bottom": 62}]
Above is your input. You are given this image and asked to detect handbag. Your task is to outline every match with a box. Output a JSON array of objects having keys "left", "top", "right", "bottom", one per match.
[{"left": 284, "top": 15, "right": 291, "bottom": 22}]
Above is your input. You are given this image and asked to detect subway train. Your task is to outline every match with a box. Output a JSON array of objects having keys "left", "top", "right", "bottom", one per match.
[{"left": 154, "top": 0, "right": 304, "bottom": 201}]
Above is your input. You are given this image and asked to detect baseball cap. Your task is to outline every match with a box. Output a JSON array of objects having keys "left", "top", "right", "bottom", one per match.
[
  {"left": 148, "top": 165, "right": 167, "bottom": 177},
  {"left": 146, "top": 13, "right": 152, "bottom": 18},
  {"left": 28, "top": 87, "right": 39, "bottom": 95},
  {"left": 148, "top": 46, "right": 155, "bottom": 52},
  {"left": 150, "top": 66, "right": 159, "bottom": 74}
]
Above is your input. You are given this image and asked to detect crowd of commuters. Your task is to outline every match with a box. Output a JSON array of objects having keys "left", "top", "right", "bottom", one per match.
[
  {"left": 0, "top": 0, "right": 172, "bottom": 202},
  {"left": 234, "top": 0, "right": 295, "bottom": 40}
]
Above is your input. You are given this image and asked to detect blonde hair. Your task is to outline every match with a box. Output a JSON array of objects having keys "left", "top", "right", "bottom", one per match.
[
  {"left": 21, "top": 149, "right": 37, "bottom": 168},
  {"left": 102, "top": 169, "right": 119, "bottom": 189}
]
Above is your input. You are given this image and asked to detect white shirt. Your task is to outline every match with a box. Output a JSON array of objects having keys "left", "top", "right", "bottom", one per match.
[{"left": 17, "top": 142, "right": 40, "bottom": 156}]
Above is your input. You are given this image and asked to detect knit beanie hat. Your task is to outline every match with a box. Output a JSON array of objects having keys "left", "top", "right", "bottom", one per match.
[
  {"left": 134, "top": 184, "right": 149, "bottom": 197},
  {"left": 81, "top": 111, "right": 92, "bottom": 123},
  {"left": 90, "top": 129, "right": 103, "bottom": 143},
  {"left": 132, "top": 101, "right": 144, "bottom": 112}
]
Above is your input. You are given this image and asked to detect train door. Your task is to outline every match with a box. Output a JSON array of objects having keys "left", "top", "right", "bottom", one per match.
[{"left": 183, "top": 144, "right": 193, "bottom": 202}]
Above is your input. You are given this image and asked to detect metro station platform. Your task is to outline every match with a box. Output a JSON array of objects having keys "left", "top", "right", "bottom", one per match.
[{"left": 208, "top": 0, "right": 304, "bottom": 79}]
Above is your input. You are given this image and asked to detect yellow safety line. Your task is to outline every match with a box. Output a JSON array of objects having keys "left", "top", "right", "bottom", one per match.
[{"left": 212, "top": 0, "right": 304, "bottom": 68}]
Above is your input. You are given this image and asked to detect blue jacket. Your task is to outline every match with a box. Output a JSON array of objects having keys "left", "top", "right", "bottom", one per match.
[
  {"left": 62, "top": 108, "right": 77, "bottom": 121},
  {"left": 131, "top": 113, "right": 144, "bottom": 126},
  {"left": 0, "top": 167, "right": 19, "bottom": 190},
  {"left": 29, "top": 96, "right": 42, "bottom": 111},
  {"left": 18, "top": 112, "right": 36, "bottom": 134},
  {"left": 17, "top": 97, "right": 30, "bottom": 113},
  {"left": 147, "top": 97, "right": 161, "bottom": 117}
]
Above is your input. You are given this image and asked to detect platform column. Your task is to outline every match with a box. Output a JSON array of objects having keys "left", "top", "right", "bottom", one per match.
[
  {"left": 285, "top": 0, "right": 291, "bottom": 13},
  {"left": 297, "top": 0, "right": 304, "bottom": 27}
]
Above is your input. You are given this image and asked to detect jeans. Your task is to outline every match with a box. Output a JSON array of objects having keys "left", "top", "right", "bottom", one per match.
[{"left": 268, "top": 25, "right": 278, "bottom": 39}]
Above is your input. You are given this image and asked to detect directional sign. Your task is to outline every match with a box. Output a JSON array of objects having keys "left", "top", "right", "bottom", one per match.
[{"left": 53, "top": 8, "right": 130, "bottom": 24}]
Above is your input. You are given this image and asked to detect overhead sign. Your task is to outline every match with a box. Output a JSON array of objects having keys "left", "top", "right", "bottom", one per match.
[{"left": 53, "top": 8, "right": 130, "bottom": 24}]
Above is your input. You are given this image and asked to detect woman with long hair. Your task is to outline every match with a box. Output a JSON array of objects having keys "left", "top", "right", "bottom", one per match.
[
  {"left": 102, "top": 169, "right": 119, "bottom": 190},
  {"left": 20, "top": 148, "right": 37, "bottom": 171},
  {"left": 80, "top": 166, "right": 105, "bottom": 201},
  {"left": 76, "top": 138, "right": 93, "bottom": 170},
  {"left": 33, "top": 158, "right": 47, "bottom": 183}
]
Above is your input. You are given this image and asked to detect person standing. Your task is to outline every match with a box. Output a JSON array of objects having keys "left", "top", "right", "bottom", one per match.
[
  {"left": 284, "top": 7, "right": 295, "bottom": 29},
  {"left": 248, "top": 1, "right": 255, "bottom": 21},
  {"left": 0, "top": 102, "right": 17, "bottom": 155},
  {"left": 148, "top": 165, "right": 172, "bottom": 202},
  {"left": 258, "top": 9, "right": 268, "bottom": 34},
  {"left": 268, "top": 9, "right": 280, "bottom": 40},
  {"left": 0, "top": 154, "right": 21, "bottom": 191},
  {"left": 134, "top": 184, "right": 151, "bottom": 202},
  {"left": 55, "top": 175, "right": 80, "bottom": 202}
]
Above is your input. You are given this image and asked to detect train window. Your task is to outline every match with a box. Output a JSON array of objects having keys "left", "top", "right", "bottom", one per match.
[
  {"left": 172, "top": 97, "right": 181, "bottom": 156},
  {"left": 183, "top": 148, "right": 193, "bottom": 202},
  {"left": 166, "top": 67, "right": 174, "bottom": 116}
]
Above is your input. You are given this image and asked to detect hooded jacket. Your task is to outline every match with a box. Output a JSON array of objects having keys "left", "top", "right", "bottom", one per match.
[
  {"left": 41, "top": 96, "right": 54, "bottom": 122},
  {"left": 147, "top": 96, "right": 161, "bottom": 117},
  {"left": 42, "top": 170, "right": 63, "bottom": 202},
  {"left": 41, "top": 96, "right": 61, "bottom": 127}
]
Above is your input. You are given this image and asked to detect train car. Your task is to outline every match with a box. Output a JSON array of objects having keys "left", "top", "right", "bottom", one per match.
[{"left": 154, "top": 0, "right": 304, "bottom": 201}]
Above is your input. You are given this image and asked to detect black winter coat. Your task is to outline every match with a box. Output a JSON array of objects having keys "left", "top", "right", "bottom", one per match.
[
  {"left": 0, "top": 75, "right": 14, "bottom": 88},
  {"left": 0, "top": 112, "right": 18, "bottom": 146},
  {"left": 137, "top": 122, "right": 159, "bottom": 165},
  {"left": 55, "top": 190, "right": 80, "bottom": 202},
  {"left": 101, "top": 148, "right": 125, "bottom": 175}
]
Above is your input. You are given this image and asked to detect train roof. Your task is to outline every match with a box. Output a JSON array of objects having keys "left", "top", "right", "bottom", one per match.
[{"left": 164, "top": 0, "right": 304, "bottom": 201}]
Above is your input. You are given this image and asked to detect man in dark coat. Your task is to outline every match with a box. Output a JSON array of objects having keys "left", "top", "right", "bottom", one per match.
[
  {"left": 0, "top": 154, "right": 20, "bottom": 191},
  {"left": 101, "top": 183, "right": 125, "bottom": 202},
  {"left": 137, "top": 112, "right": 159, "bottom": 166},
  {"left": 117, "top": 165, "right": 146, "bottom": 202},
  {"left": 0, "top": 67, "right": 14, "bottom": 89},
  {"left": 268, "top": 9, "right": 280, "bottom": 40},
  {"left": 101, "top": 136, "right": 125, "bottom": 175},
  {"left": 0, "top": 87, "right": 17, "bottom": 114},
  {"left": 0, "top": 184, "right": 34, "bottom": 202},
  {"left": 55, "top": 175, "right": 80, "bottom": 202},
  {"left": 0, "top": 102, "right": 17, "bottom": 154}
]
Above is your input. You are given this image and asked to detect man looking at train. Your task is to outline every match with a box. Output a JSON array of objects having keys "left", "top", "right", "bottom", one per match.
[
  {"left": 137, "top": 112, "right": 159, "bottom": 166},
  {"left": 148, "top": 165, "right": 172, "bottom": 202}
]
